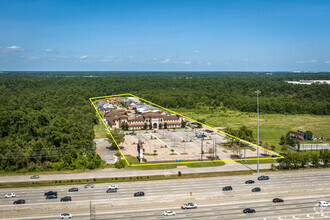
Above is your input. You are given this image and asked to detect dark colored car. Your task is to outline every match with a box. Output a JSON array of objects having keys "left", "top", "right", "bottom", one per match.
[
  {"left": 106, "top": 188, "right": 117, "bottom": 193},
  {"left": 13, "top": 199, "right": 25, "bottom": 204},
  {"left": 134, "top": 191, "right": 145, "bottom": 197},
  {"left": 44, "top": 191, "right": 57, "bottom": 196},
  {"left": 243, "top": 208, "right": 256, "bottom": 213},
  {"left": 252, "top": 187, "right": 261, "bottom": 192},
  {"left": 222, "top": 186, "right": 233, "bottom": 191},
  {"left": 46, "top": 195, "right": 57, "bottom": 199},
  {"left": 68, "top": 188, "right": 78, "bottom": 192},
  {"left": 30, "top": 175, "right": 39, "bottom": 179},
  {"left": 258, "top": 175, "right": 269, "bottom": 180},
  {"left": 245, "top": 180, "right": 255, "bottom": 184},
  {"left": 61, "top": 196, "right": 72, "bottom": 202},
  {"left": 273, "top": 198, "right": 284, "bottom": 203}
]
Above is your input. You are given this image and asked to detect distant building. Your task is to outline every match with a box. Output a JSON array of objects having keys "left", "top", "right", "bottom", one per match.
[{"left": 286, "top": 80, "right": 330, "bottom": 85}]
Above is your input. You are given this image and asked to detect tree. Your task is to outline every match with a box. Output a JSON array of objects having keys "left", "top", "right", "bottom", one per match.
[
  {"left": 319, "top": 149, "right": 329, "bottom": 167},
  {"left": 153, "top": 150, "right": 157, "bottom": 155},
  {"left": 159, "top": 123, "right": 163, "bottom": 129},
  {"left": 149, "top": 122, "right": 152, "bottom": 130},
  {"left": 311, "top": 153, "right": 320, "bottom": 168},
  {"left": 164, "top": 122, "right": 168, "bottom": 129},
  {"left": 144, "top": 123, "right": 148, "bottom": 130},
  {"left": 107, "top": 128, "right": 125, "bottom": 150},
  {"left": 300, "top": 153, "right": 310, "bottom": 168},
  {"left": 181, "top": 120, "right": 186, "bottom": 128},
  {"left": 306, "top": 131, "right": 313, "bottom": 140}
]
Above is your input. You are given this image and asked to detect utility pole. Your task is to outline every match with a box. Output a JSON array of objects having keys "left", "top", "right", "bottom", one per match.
[
  {"left": 201, "top": 137, "right": 204, "bottom": 161},
  {"left": 254, "top": 90, "right": 261, "bottom": 173}
]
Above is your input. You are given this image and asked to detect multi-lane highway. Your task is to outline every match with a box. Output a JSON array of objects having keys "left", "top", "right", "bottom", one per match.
[{"left": 0, "top": 169, "right": 329, "bottom": 219}]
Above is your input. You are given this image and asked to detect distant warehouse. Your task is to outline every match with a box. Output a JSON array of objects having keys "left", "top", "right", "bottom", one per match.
[{"left": 285, "top": 80, "right": 330, "bottom": 85}]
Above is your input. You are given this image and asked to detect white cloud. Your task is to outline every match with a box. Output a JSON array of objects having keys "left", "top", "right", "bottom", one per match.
[
  {"left": 194, "top": 49, "right": 199, "bottom": 53},
  {"left": 153, "top": 57, "right": 158, "bottom": 61},
  {"left": 43, "top": 48, "right": 55, "bottom": 53},
  {"left": 310, "top": 59, "right": 318, "bottom": 63},
  {"left": 206, "top": 62, "right": 212, "bottom": 66},
  {"left": 160, "top": 58, "right": 170, "bottom": 63},
  {"left": 6, "top": 46, "right": 24, "bottom": 51},
  {"left": 183, "top": 61, "right": 191, "bottom": 64},
  {"left": 80, "top": 55, "right": 88, "bottom": 59},
  {"left": 296, "top": 61, "right": 305, "bottom": 63},
  {"left": 325, "top": 60, "right": 330, "bottom": 64}
]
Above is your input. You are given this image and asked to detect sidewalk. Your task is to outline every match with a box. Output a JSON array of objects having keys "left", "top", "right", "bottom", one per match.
[{"left": 0, "top": 162, "right": 271, "bottom": 183}]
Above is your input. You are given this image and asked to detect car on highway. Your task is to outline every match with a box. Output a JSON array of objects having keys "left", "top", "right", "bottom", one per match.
[
  {"left": 60, "top": 213, "right": 72, "bottom": 219},
  {"left": 243, "top": 208, "right": 255, "bottom": 213},
  {"left": 13, "top": 199, "right": 25, "bottom": 204},
  {"left": 258, "top": 175, "right": 269, "bottom": 180},
  {"left": 61, "top": 196, "right": 72, "bottom": 202},
  {"left": 181, "top": 203, "right": 197, "bottom": 209},
  {"left": 273, "top": 198, "right": 284, "bottom": 203},
  {"left": 46, "top": 194, "right": 57, "bottom": 199},
  {"left": 68, "top": 187, "right": 78, "bottom": 192},
  {"left": 44, "top": 191, "right": 57, "bottom": 196},
  {"left": 245, "top": 180, "right": 255, "bottom": 184},
  {"left": 108, "top": 184, "right": 119, "bottom": 189},
  {"left": 4, "top": 193, "right": 16, "bottom": 198},
  {"left": 30, "top": 175, "right": 39, "bottom": 179},
  {"left": 222, "top": 186, "right": 233, "bottom": 191},
  {"left": 163, "top": 210, "right": 176, "bottom": 216},
  {"left": 106, "top": 188, "right": 117, "bottom": 193},
  {"left": 319, "top": 201, "right": 329, "bottom": 207},
  {"left": 134, "top": 191, "right": 144, "bottom": 197},
  {"left": 252, "top": 187, "right": 261, "bottom": 192},
  {"left": 129, "top": 132, "right": 137, "bottom": 135},
  {"left": 84, "top": 184, "right": 94, "bottom": 188}
]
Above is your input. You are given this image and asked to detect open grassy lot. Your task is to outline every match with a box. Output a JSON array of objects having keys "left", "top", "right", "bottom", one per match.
[
  {"left": 94, "top": 116, "right": 108, "bottom": 139},
  {"left": 122, "top": 155, "right": 225, "bottom": 170},
  {"left": 175, "top": 107, "right": 330, "bottom": 152}
]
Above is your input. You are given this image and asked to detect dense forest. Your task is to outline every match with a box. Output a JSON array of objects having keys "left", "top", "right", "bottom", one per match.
[{"left": 0, "top": 72, "right": 329, "bottom": 172}]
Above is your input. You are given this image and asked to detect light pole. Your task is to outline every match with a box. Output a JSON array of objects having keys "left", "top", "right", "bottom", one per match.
[{"left": 254, "top": 90, "right": 261, "bottom": 173}]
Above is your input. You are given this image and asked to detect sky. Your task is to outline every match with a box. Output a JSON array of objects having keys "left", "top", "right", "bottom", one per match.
[{"left": 0, "top": 0, "right": 329, "bottom": 71}]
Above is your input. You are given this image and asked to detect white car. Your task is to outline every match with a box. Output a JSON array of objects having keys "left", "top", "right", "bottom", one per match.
[
  {"left": 4, "top": 193, "right": 16, "bottom": 198},
  {"left": 108, "top": 184, "right": 119, "bottom": 189},
  {"left": 319, "top": 201, "right": 329, "bottom": 207},
  {"left": 60, "top": 213, "right": 72, "bottom": 219},
  {"left": 163, "top": 210, "right": 176, "bottom": 216}
]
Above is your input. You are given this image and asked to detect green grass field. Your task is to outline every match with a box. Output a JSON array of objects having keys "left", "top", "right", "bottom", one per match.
[
  {"left": 175, "top": 107, "right": 330, "bottom": 153},
  {"left": 94, "top": 116, "right": 108, "bottom": 139}
]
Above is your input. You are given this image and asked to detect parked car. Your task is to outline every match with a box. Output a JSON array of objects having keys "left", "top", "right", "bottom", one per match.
[
  {"left": 61, "top": 196, "right": 72, "bottom": 202},
  {"left": 44, "top": 191, "right": 57, "bottom": 196},
  {"left": 243, "top": 208, "right": 256, "bottom": 213},
  {"left": 134, "top": 191, "right": 144, "bottom": 197},
  {"left": 258, "top": 175, "right": 269, "bottom": 180},
  {"left": 30, "top": 175, "right": 39, "bottom": 179},
  {"left": 181, "top": 203, "right": 197, "bottom": 209},
  {"left": 205, "top": 129, "right": 213, "bottom": 133},
  {"left": 68, "top": 188, "right": 78, "bottom": 192},
  {"left": 252, "top": 187, "right": 261, "bottom": 192},
  {"left": 46, "top": 195, "right": 57, "bottom": 199},
  {"left": 84, "top": 184, "right": 94, "bottom": 188},
  {"left": 222, "top": 186, "right": 233, "bottom": 191},
  {"left": 273, "top": 198, "right": 284, "bottom": 203},
  {"left": 245, "top": 180, "right": 255, "bottom": 184},
  {"left": 4, "top": 193, "right": 16, "bottom": 198},
  {"left": 129, "top": 132, "right": 137, "bottom": 135},
  {"left": 163, "top": 210, "right": 176, "bottom": 216},
  {"left": 13, "top": 199, "right": 25, "bottom": 204},
  {"left": 60, "top": 213, "right": 72, "bottom": 219},
  {"left": 319, "top": 201, "right": 329, "bottom": 207},
  {"left": 106, "top": 188, "right": 117, "bottom": 193}
]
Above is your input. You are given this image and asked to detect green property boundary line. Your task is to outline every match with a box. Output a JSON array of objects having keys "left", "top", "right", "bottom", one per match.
[{"left": 89, "top": 93, "right": 284, "bottom": 167}]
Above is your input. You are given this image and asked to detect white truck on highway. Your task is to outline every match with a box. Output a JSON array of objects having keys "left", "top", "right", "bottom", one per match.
[
  {"left": 319, "top": 201, "right": 329, "bottom": 207},
  {"left": 108, "top": 184, "right": 119, "bottom": 190},
  {"left": 4, "top": 193, "right": 16, "bottom": 198}
]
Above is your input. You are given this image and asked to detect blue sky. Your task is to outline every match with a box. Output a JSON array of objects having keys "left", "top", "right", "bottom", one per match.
[{"left": 0, "top": 0, "right": 329, "bottom": 71}]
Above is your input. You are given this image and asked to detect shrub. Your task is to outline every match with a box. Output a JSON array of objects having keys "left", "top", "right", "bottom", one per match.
[{"left": 178, "top": 171, "right": 182, "bottom": 176}]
